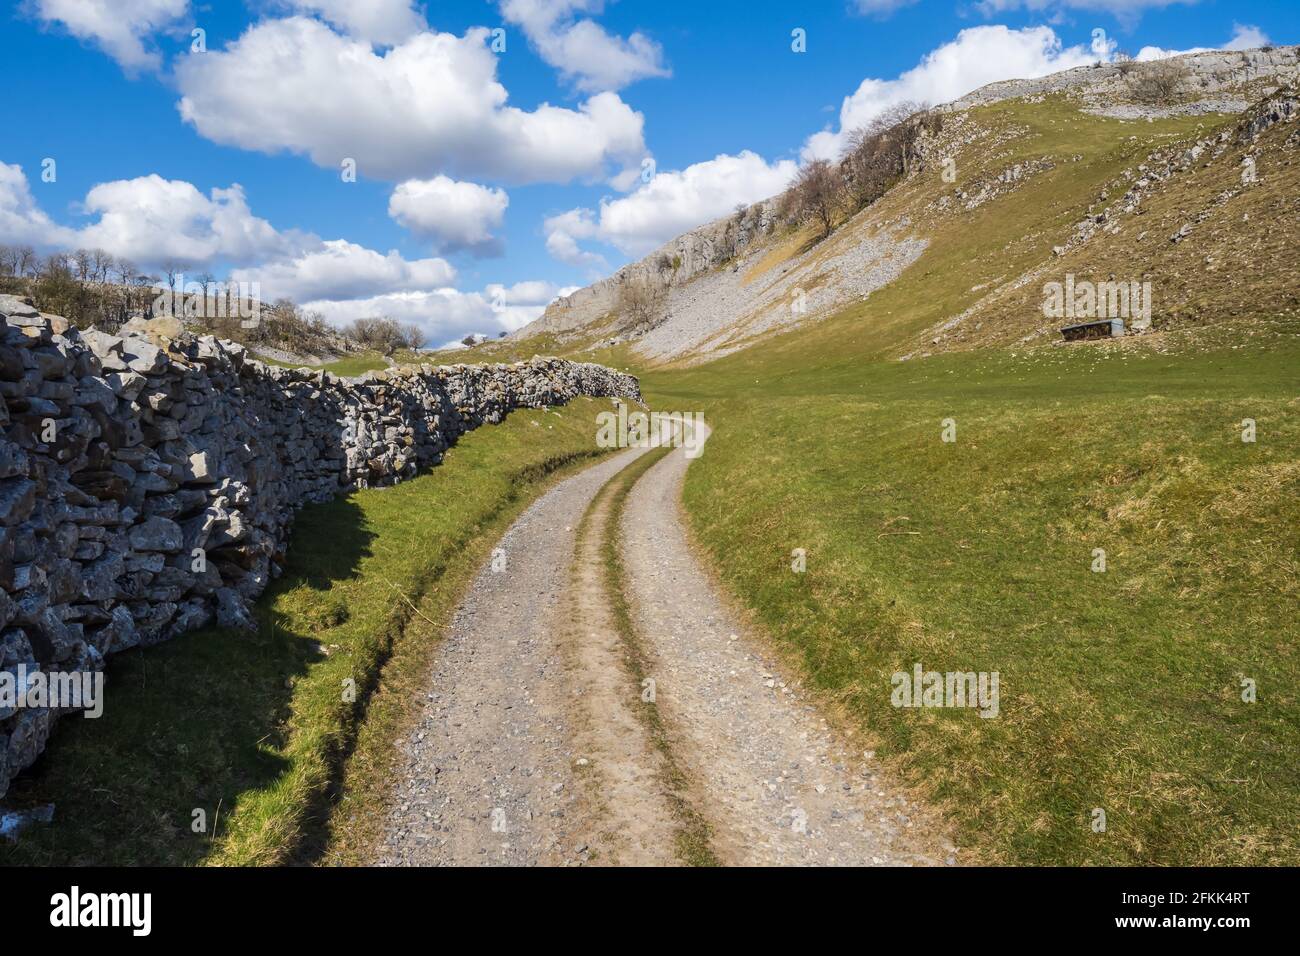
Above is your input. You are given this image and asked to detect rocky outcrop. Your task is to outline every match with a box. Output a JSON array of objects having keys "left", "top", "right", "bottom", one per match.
[
  {"left": 948, "top": 46, "right": 1300, "bottom": 116},
  {"left": 0, "top": 294, "right": 639, "bottom": 798},
  {"left": 517, "top": 199, "right": 783, "bottom": 342}
]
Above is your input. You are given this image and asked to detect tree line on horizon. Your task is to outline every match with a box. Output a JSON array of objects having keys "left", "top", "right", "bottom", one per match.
[{"left": 0, "top": 243, "right": 426, "bottom": 357}]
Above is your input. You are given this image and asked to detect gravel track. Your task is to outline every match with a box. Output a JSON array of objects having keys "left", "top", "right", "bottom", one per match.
[
  {"left": 618, "top": 434, "right": 953, "bottom": 866},
  {"left": 375, "top": 446, "right": 656, "bottom": 866},
  {"left": 378, "top": 429, "right": 953, "bottom": 866}
]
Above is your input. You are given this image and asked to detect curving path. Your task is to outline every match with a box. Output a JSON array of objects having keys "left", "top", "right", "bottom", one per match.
[{"left": 376, "top": 425, "right": 954, "bottom": 867}]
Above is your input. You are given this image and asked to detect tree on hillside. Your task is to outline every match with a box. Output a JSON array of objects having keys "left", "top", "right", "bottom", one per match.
[
  {"left": 10, "top": 245, "right": 37, "bottom": 278},
  {"left": 1129, "top": 58, "right": 1191, "bottom": 105},
  {"left": 72, "top": 249, "right": 93, "bottom": 282},
  {"left": 346, "top": 315, "right": 424, "bottom": 355},
  {"left": 841, "top": 100, "right": 933, "bottom": 208},
  {"left": 616, "top": 273, "right": 664, "bottom": 329},
  {"left": 91, "top": 248, "right": 114, "bottom": 284},
  {"left": 792, "top": 159, "right": 843, "bottom": 239},
  {"left": 161, "top": 259, "right": 185, "bottom": 297}
]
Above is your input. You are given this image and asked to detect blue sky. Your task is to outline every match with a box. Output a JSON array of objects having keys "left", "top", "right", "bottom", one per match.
[{"left": 1, "top": 0, "right": 1292, "bottom": 345}]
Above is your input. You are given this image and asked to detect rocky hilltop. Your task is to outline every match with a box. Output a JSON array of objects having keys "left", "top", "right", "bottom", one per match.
[{"left": 0, "top": 293, "right": 638, "bottom": 798}]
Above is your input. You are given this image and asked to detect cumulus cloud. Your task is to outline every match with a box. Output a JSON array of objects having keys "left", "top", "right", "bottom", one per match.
[
  {"left": 485, "top": 279, "right": 573, "bottom": 331},
  {"left": 545, "top": 150, "right": 797, "bottom": 265},
  {"left": 273, "top": 0, "right": 426, "bottom": 45},
  {"left": 803, "top": 25, "right": 1097, "bottom": 160},
  {"left": 1222, "top": 23, "right": 1272, "bottom": 51},
  {"left": 0, "top": 161, "right": 77, "bottom": 248},
  {"left": 175, "top": 17, "right": 647, "bottom": 184},
  {"left": 75, "top": 175, "right": 301, "bottom": 267},
  {"left": 544, "top": 208, "right": 607, "bottom": 269},
  {"left": 388, "top": 176, "right": 509, "bottom": 256},
  {"left": 0, "top": 161, "right": 556, "bottom": 347},
  {"left": 302, "top": 279, "right": 570, "bottom": 346},
  {"left": 27, "top": 0, "right": 189, "bottom": 72},
  {"left": 1135, "top": 23, "right": 1272, "bottom": 61},
  {"left": 231, "top": 240, "right": 456, "bottom": 303},
  {"left": 0, "top": 164, "right": 296, "bottom": 265},
  {"left": 304, "top": 290, "right": 496, "bottom": 346},
  {"left": 500, "top": 0, "right": 670, "bottom": 92}
]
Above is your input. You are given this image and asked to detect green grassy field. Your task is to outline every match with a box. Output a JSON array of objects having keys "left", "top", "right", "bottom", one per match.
[
  {"left": 622, "top": 96, "right": 1300, "bottom": 865},
  {"left": 641, "top": 338, "right": 1298, "bottom": 865},
  {"left": 0, "top": 401, "right": 612, "bottom": 866}
]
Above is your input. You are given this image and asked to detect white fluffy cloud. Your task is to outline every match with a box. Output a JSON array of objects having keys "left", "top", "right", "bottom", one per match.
[
  {"left": 175, "top": 17, "right": 647, "bottom": 184},
  {"left": 0, "top": 162, "right": 77, "bottom": 248},
  {"left": 545, "top": 150, "right": 797, "bottom": 264},
  {"left": 231, "top": 240, "right": 456, "bottom": 303},
  {"left": 305, "top": 290, "right": 496, "bottom": 345},
  {"left": 0, "top": 164, "right": 295, "bottom": 264},
  {"left": 388, "top": 177, "right": 509, "bottom": 256},
  {"left": 803, "top": 25, "right": 1098, "bottom": 160},
  {"left": 544, "top": 208, "right": 607, "bottom": 269},
  {"left": 75, "top": 175, "right": 300, "bottom": 267},
  {"left": 1136, "top": 23, "right": 1272, "bottom": 61},
  {"left": 500, "top": 0, "right": 670, "bottom": 92},
  {"left": 0, "top": 160, "right": 555, "bottom": 347},
  {"left": 1222, "top": 24, "right": 1271, "bottom": 51},
  {"left": 485, "top": 279, "right": 573, "bottom": 330},
  {"left": 0, "top": 162, "right": 464, "bottom": 318},
  {"left": 28, "top": 0, "right": 189, "bottom": 71},
  {"left": 302, "top": 279, "right": 568, "bottom": 346},
  {"left": 274, "top": 0, "right": 425, "bottom": 45}
]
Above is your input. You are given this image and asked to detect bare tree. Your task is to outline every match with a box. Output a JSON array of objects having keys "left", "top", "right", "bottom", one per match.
[
  {"left": 72, "top": 249, "right": 93, "bottom": 282},
  {"left": 1129, "top": 58, "right": 1191, "bottom": 105},
  {"left": 91, "top": 249, "right": 113, "bottom": 284},
  {"left": 161, "top": 259, "right": 185, "bottom": 294},
  {"left": 792, "top": 159, "right": 843, "bottom": 239},
  {"left": 15, "top": 245, "right": 37, "bottom": 278},
  {"left": 115, "top": 258, "right": 137, "bottom": 287},
  {"left": 345, "top": 315, "right": 414, "bottom": 355},
  {"left": 841, "top": 100, "right": 933, "bottom": 208},
  {"left": 400, "top": 323, "right": 425, "bottom": 350},
  {"left": 615, "top": 273, "right": 664, "bottom": 329}
]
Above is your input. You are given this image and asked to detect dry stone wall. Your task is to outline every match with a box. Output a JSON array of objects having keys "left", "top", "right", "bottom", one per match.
[{"left": 0, "top": 294, "right": 640, "bottom": 798}]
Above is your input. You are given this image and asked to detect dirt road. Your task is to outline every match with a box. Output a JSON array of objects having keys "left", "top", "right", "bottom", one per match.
[{"left": 377, "top": 430, "right": 953, "bottom": 866}]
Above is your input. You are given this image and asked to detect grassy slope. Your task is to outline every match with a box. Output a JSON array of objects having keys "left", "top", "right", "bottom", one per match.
[
  {"left": 0, "top": 400, "right": 613, "bottom": 866},
  {"left": 635, "top": 98, "right": 1300, "bottom": 864},
  {"left": 938, "top": 100, "right": 1300, "bottom": 351}
]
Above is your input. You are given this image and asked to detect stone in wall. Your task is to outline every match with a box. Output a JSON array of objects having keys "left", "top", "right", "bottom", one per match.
[{"left": 0, "top": 294, "right": 640, "bottom": 798}]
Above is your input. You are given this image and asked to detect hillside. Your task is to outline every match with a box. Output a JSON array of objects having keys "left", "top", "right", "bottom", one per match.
[
  {"left": 511, "top": 46, "right": 1300, "bottom": 865},
  {"left": 514, "top": 45, "right": 1300, "bottom": 366}
]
